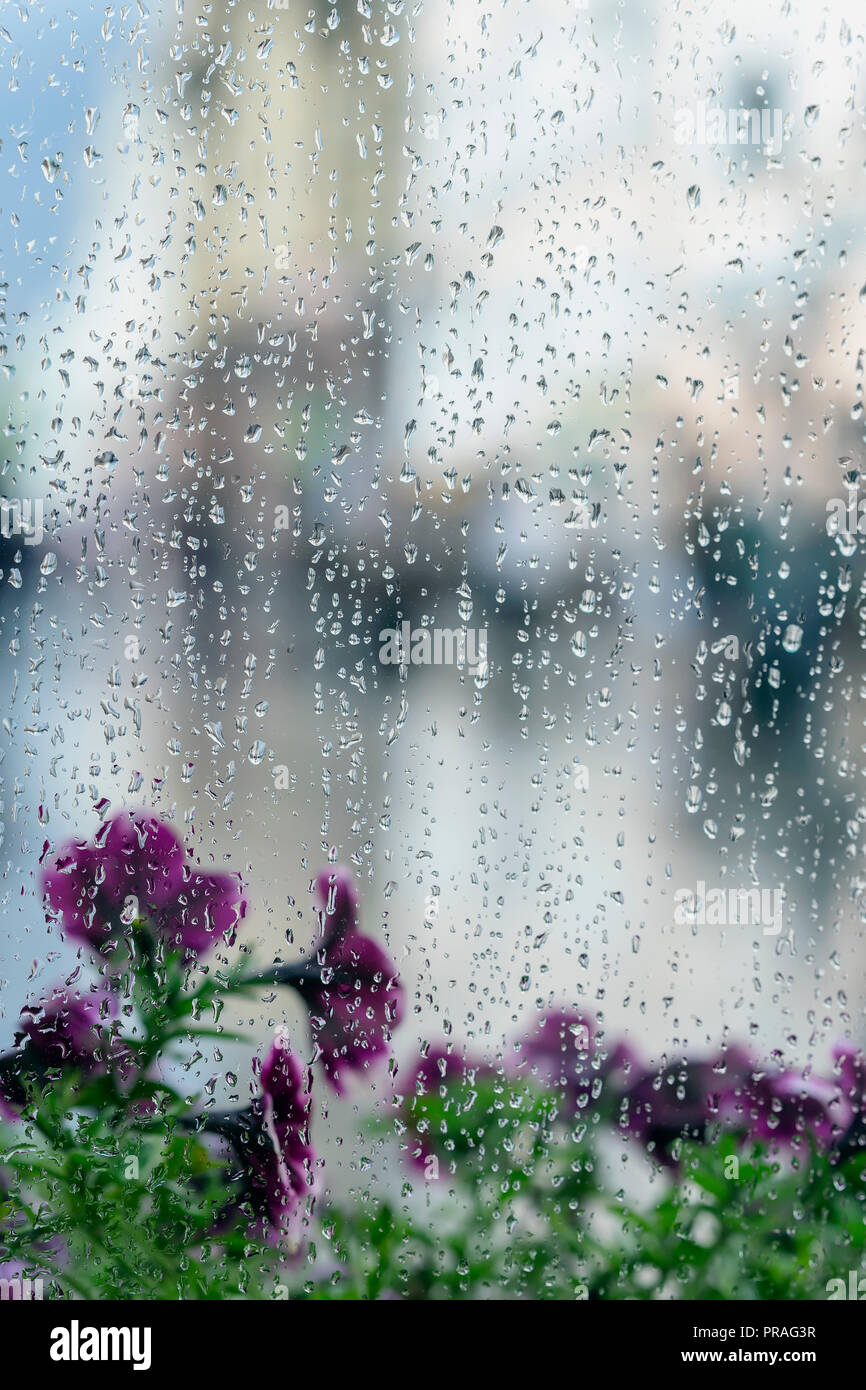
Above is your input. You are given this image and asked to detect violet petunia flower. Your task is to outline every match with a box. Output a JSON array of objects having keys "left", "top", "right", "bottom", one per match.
[
  {"left": 15, "top": 987, "right": 115, "bottom": 1073},
  {"left": 620, "top": 1048, "right": 754, "bottom": 1166},
  {"left": 292, "top": 868, "right": 403, "bottom": 1094},
  {"left": 216, "top": 1033, "right": 316, "bottom": 1243},
  {"left": 514, "top": 1009, "right": 635, "bottom": 1117},
  {"left": 832, "top": 1041, "right": 866, "bottom": 1158},
  {"left": 621, "top": 1046, "right": 849, "bottom": 1162},
  {"left": 160, "top": 869, "right": 247, "bottom": 958},
  {"left": 0, "top": 1051, "right": 26, "bottom": 1121},
  {"left": 42, "top": 811, "right": 184, "bottom": 947},
  {"left": 410, "top": 1045, "right": 477, "bottom": 1098},
  {"left": 42, "top": 810, "right": 246, "bottom": 960},
  {"left": 0, "top": 987, "right": 119, "bottom": 1118},
  {"left": 403, "top": 1045, "right": 492, "bottom": 1170},
  {"left": 724, "top": 1067, "right": 849, "bottom": 1149}
]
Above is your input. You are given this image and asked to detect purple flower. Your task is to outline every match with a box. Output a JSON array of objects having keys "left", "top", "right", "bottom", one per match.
[
  {"left": 513, "top": 1009, "right": 635, "bottom": 1116},
  {"left": 228, "top": 1034, "right": 316, "bottom": 1243},
  {"left": 160, "top": 869, "right": 247, "bottom": 957},
  {"left": 723, "top": 1066, "right": 848, "bottom": 1149},
  {"left": 621, "top": 1048, "right": 754, "bottom": 1166},
  {"left": 832, "top": 1041, "right": 866, "bottom": 1113},
  {"left": 411, "top": 1045, "right": 475, "bottom": 1095},
  {"left": 15, "top": 988, "right": 115, "bottom": 1072},
  {"left": 832, "top": 1041, "right": 866, "bottom": 1157},
  {"left": 403, "top": 1045, "right": 491, "bottom": 1170},
  {"left": 294, "top": 868, "right": 403, "bottom": 1094},
  {"left": 0, "top": 1054, "right": 25, "bottom": 1122},
  {"left": 42, "top": 810, "right": 246, "bottom": 960}
]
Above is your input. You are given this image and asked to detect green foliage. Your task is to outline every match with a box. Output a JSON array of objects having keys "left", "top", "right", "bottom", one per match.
[
  {"left": 0, "top": 948, "right": 285, "bottom": 1299},
  {"left": 290, "top": 1075, "right": 866, "bottom": 1301},
  {"left": 3, "top": 953, "right": 862, "bottom": 1300}
]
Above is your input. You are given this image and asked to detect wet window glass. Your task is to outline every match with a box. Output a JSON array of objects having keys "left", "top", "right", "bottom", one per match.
[{"left": 0, "top": 0, "right": 865, "bottom": 1322}]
